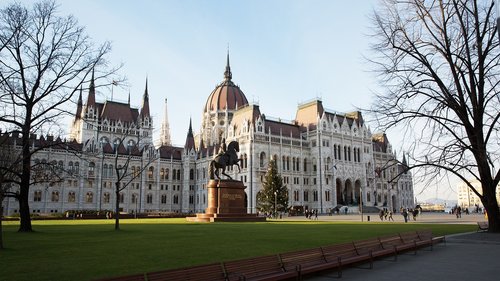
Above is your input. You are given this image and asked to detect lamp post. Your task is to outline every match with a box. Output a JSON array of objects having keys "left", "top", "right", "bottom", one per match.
[
  {"left": 135, "top": 195, "right": 138, "bottom": 219},
  {"left": 274, "top": 190, "right": 277, "bottom": 219}
]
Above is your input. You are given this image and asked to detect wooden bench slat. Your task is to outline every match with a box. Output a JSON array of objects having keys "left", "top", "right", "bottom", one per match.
[
  {"left": 146, "top": 262, "right": 226, "bottom": 281},
  {"left": 224, "top": 254, "right": 298, "bottom": 281},
  {"left": 279, "top": 247, "right": 341, "bottom": 279}
]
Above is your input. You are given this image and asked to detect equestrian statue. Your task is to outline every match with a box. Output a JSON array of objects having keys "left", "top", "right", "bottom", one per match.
[{"left": 209, "top": 139, "right": 242, "bottom": 180}]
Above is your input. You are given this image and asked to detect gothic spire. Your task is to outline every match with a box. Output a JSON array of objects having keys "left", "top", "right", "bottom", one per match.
[
  {"left": 184, "top": 117, "right": 195, "bottom": 150},
  {"left": 75, "top": 86, "right": 83, "bottom": 120},
  {"left": 87, "top": 69, "right": 96, "bottom": 106},
  {"left": 140, "top": 77, "right": 150, "bottom": 118},
  {"left": 224, "top": 50, "right": 232, "bottom": 81},
  {"left": 160, "top": 98, "right": 172, "bottom": 146}
]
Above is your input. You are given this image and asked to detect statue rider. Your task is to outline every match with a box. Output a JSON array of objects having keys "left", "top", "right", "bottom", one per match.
[{"left": 217, "top": 138, "right": 227, "bottom": 157}]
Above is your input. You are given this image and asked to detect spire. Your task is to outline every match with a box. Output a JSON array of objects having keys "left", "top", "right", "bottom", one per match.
[
  {"left": 224, "top": 50, "right": 232, "bottom": 81},
  {"left": 140, "top": 77, "right": 150, "bottom": 118},
  {"left": 87, "top": 69, "right": 96, "bottom": 107},
  {"left": 160, "top": 98, "right": 172, "bottom": 146},
  {"left": 184, "top": 118, "right": 195, "bottom": 150},
  {"left": 75, "top": 86, "right": 83, "bottom": 120}
]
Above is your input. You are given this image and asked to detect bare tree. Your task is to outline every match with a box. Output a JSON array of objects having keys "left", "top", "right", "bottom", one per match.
[
  {"left": 368, "top": 0, "right": 500, "bottom": 232},
  {"left": 105, "top": 131, "right": 158, "bottom": 231},
  {"left": 0, "top": 1, "right": 121, "bottom": 232}
]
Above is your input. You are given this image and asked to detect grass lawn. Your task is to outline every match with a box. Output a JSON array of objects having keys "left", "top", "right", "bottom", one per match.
[{"left": 0, "top": 218, "right": 475, "bottom": 281}]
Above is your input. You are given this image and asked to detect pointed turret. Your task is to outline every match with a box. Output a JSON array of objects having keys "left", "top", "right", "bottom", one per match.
[
  {"left": 184, "top": 118, "right": 195, "bottom": 151},
  {"left": 87, "top": 69, "right": 96, "bottom": 107},
  {"left": 140, "top": 77, "right": 150, "bottom": 118},
  {"left": 160, "top": 98, "right": 172, "bottom": 146},
  {"left": 75, "top": 86, "right": 83, "bottom": 120},
  {"left": 224, "top": 51, "right": 232, "bottom": 81}
]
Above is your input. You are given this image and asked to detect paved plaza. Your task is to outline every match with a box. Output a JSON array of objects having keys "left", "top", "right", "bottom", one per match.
[
  {"left": 286, "top": 212, "right": 500, "bottom": 281},
  {"left": 279, "top": 211, "right": 487, "bottom": 224}
]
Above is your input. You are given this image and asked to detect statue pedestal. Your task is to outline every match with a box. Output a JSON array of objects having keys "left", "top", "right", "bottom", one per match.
[{"left": 187, "top": 180, "right": 266, "bottom": 222}]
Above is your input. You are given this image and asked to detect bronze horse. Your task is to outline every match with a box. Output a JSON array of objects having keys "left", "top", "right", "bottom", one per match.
[{"left": 209, "top": 141, "right": 241, "bottom": 180}]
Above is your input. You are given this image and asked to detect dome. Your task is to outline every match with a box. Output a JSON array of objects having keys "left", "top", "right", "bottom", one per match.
[{"left": 204, "top": 54, "right": 249, "bottom": 112}]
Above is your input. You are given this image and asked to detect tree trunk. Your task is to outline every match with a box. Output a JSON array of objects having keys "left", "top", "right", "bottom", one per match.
[
  {"left": 483, "top": 184, "right": 500, "bottom": 233},
  {"left": 114, "top": 185, "right": 120, "bottom": 230},
  {"left": 18, "top": 127, "right": 33, "bottom": 232},
  {"left": 0, "top": 201, "right": 4, "bottom": 250}
]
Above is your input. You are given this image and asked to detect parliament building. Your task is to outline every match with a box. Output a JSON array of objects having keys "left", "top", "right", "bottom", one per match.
[{"left": 2, "top": 55, "right": 414, "bottom": 216}]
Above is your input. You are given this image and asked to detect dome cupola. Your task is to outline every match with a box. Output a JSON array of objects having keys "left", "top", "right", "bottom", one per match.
[{"left": 204, "top": 53, "right": 248, "bottom": 112}]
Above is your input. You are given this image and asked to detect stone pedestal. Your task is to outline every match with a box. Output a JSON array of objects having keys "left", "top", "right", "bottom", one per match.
[{"left": 187, "top": 180, "right": 266, "bottom": 222}]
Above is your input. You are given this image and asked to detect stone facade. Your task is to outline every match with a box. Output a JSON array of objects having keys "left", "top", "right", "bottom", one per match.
[{"left": 2, "top": 56, "right": 414, "bottom": 216}]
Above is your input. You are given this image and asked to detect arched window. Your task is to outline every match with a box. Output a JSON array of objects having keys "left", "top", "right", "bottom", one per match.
[
  {"left": 103, "top": 192, "right": 110, "bottom": 204},
  {"left": 259, "top": 152, "right": 266, "bottom": 168},
  {"left": 88, "top": 162, "right": 95, "bottom": 176},
  {"left": 34, "top": 190, "right": 42, "bottom": 202},
  {"left": 189, "top": 169, "right": 194, "bottom": 180},
  {"left": 147, "top": 193, "right": 153, "bottom": 204},
  {"left": 119, "top": 193, "right": 124, "bottom": 204},
  {"left": 303, "top": 158, "right": 307, "bottom": 172},
  {"left": 74, "top": 162, "right": 80, "bottom": 174},
  {"left": 172, "top": 169, "right": 176, "bottom": 180},
  {"left": 103, "top": 164, "right": 108, "bottom": 177},
  {"left": 177, "top": 170, "right": 181, "bottom": 181},
  {"left": 51, "top": 191, "right": 59, "bottom": 202},
  {"left": 86, "top": 192, "right": 93, "bottom": 203},
  {"left": 148, "top": 166, "right": 154, "bottom": 180},
  {"left": 68, "top": 192, "right": 76, "bottom": 203},
  {"left": 160, "top": 168, "right": 165, "bottom": 180},
  {"left": 165, "top": 168, "right": 170, "bottom": 180},
  {"left": 282, "top": 156, "right": 286, "bottom": 171},
  {"left": 161, "top": 194, "right": 167, "bottom": 204},
  {"left": 286, "top": 156, "right": 290, "bottom": 171}
]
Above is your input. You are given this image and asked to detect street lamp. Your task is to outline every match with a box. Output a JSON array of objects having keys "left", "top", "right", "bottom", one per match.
[{"left": 274, "top": 190, "right": 277, "bottom": 219}]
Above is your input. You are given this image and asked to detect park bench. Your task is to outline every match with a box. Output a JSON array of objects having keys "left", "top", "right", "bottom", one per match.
[
  {"left": 145, "top": 262, "right": 226, "bottom": 281},
  {"left": 223, "top": 254, "right": 299, "bottom": 281},
  {"left": 416, "top": 229, "right": 446, "bottom": 249},
  {"left": 95, "top": 230, "right": 446, "bottom": 281},
  {"left": 399, "top": 231, "right": 433, "bottom": 251},
  {"left": 321, "top": 242, "right": 370, "bottom": 277},
  {"left": 353, "top": 237, "right": 397, "bottom": 265},
  {"left": 378, "top": 234, "right": 417, "bottom": 256},
  {"left": 278, "top": 247, "right": 340, "bottom": 280},
  {"left": 477, "top": 221, "right": 489, "bottom": 232}
]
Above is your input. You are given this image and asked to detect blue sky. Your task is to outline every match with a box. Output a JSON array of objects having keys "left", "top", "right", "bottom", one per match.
[
  {"left": 10, "top": 0, "right": 457, "bottom": 201},
  {"left": 55, "top": 0, "right": 380, "bottom": 143}
]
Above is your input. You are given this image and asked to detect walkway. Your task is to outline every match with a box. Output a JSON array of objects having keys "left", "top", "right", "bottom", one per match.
[{"left": 301, "top": 215, "right": 500, "bottom": 280}]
